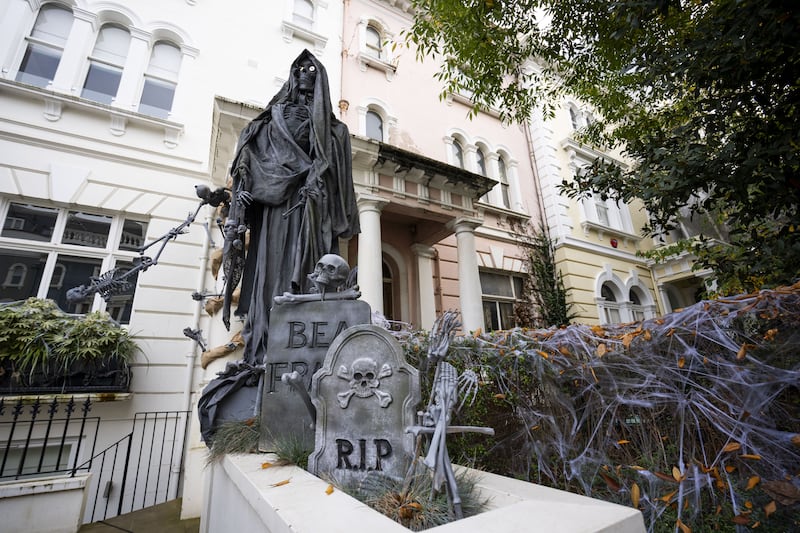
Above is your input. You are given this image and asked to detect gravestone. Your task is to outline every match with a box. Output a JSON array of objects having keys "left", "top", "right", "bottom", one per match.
[
  {"left": 308, "top": 324, "right": 420, "bottom": 484},
  {"left": 259, "top": 299, "right": 371, "bottom": 451}
]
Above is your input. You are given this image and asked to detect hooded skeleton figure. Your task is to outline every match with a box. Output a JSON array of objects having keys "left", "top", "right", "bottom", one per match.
[{"left": 223, "top": 49, "right": 360, "bottom": 365}]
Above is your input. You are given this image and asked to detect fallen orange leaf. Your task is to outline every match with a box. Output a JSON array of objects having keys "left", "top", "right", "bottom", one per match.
[
  {"left": 764, "top": 500, "right": 776, "bottom": 518},
  {"left": 746, "top": 476, "right": 760, "bottom": 490},
  {"left": 325, "top": 484, "right": 334, "bottom": 495},
  {"left": 591, "top": 325, "right": 606, "bottom": 336},
  {"left": 676, "top": 517, "right": 691, "bottom": 533},
  {"left": 654, "top": 471, "right": 678, "bottom": 483},
  {"left": 493, "top": 393, "right": 507, "bottom": 400},
  {"left": 617, "top": 439, "right": 630, "bottom": 445},
  {"left": 261, "top": 462, "right": 273, "bottom": 469},
  {"left": 631, "top": 482, "right": 640, "bottom": 508},
  {"left": 596, "top": 343, "right": 607, "bottom": 357},
  {"left": 536, "top": 350, "right": 550, "bottom": 359},
  {"left": 622, "top": 333, "right": 634, "bottom": 348},
  {"left": 740, "top": 454, "right": 761, "bottom": 460},
  {"left": 732, "top": 515, "right": 750, "bottom": 525},
  {"left": 599, "top": 471, "right": 621, "bottom": 492},
  {"left": 659, "top": 489, "right": 678, "bottom": 503},
  {"left": 725, "top": 465, "right": 736, "bottom": 473},
  {"left": 744, "top": 501, "right": 753, "bottom": 509},
  {"left": 678, "top": 356, "right": 685, "bottom": 368},
  {"left": 559, "top": 346, "right": 571, "bottom": 356},
  {"left": 791, "top": 434, "right": 800, "bottom": 447},
  {"left": 643, "top": 329, "right": 652, "bottom": 341},
  {"left": 271, "top": 479, "right": 291, "bottom": 487},
  {"left": 672, "top": 466, "right": 684, "bottom": 481},
  {"left": 722, "top": 442, "right": 741, "bottom": 453}
]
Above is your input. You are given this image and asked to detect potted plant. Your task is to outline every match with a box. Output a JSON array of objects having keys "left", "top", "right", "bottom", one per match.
[{"left": 0, "top": 298, "right": 137, "bottom": 394}]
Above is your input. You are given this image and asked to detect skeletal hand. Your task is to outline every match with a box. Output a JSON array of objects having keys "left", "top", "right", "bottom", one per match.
[{"left": 237, "top": 190, "right": 253, "bottom": 208}]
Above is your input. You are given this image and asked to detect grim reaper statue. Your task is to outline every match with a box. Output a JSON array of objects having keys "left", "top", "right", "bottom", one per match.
[
  {"left": 223, "top": 49, "right": 360, "bottom": 364},
  {"left": 199, "top": 51, "right": 359, "bottom": 443}
]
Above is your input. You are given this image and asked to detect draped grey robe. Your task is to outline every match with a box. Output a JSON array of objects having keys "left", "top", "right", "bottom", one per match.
[{"left": 226, "top": 50, "right": 360, "bottom": 365}]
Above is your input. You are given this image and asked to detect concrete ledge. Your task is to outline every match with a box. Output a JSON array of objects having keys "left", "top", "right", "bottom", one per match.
[
  {"left": 202, "top": 454, "right": 644, "bottom": 533},
  {"left": 0, "top": 473, "right": 91, "bottom": 533}
]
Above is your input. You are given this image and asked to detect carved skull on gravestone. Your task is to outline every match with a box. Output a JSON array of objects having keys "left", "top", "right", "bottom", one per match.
[
  {"left": 308, "top": 254, "right": 350, "bottom": 294},
  {"left": 337, "top": 357, "right": 393, "bottom": 408}
]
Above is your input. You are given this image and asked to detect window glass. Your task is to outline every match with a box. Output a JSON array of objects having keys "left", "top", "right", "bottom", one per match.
[
  {"left": 138, "top": 42, "right": 181, "bottom": 118},
  {"left": 497, "top": 158, "right": 510, "bottom": 208},
  {"left": 601, "top": 283, "right": 617, "bottom": 302},
  {"left": 629, "top": 288, "right": 642, "bottom": 305},
  {"left": 147, "top": 42, "right": 181, "bottom": 79},
  {"left": 139, "top": 77, "right": 176, "bottom": 118},
  {"left": 366, "top": 110, "right": 383, "bottom": 141},
  {"left": 119, "top": 219, "right": 147, "bottom": 251},
  {"left": 82, "top": 25, "right": 129, "bottom": 104},
  {"left": 62, "top": 211, "right": 112, "bottom": 248},
  {"left": 293, "top": 0, "right": 314, "bottom": 29},
  {"left": 452, "top": 140, "right": 464, "bottom": 168},
  {"left": 46, "top": 256, "right": 102, "bottom": 313},
  {"left": 569, "top": 106, "right": 580, "bottom": 129},
  {"left": 476, "top": 149, "right": 487, "bottom": 176},
  {"left": 17, "top": 43, "right": 63, "bottom": 87},
  {"left": 16, "top": 5, "right": 73, "bottom": 87},
  {"left": 104, "top": 259, "right": 138, "bottom": 324},
  {"left": 92, "top": 25, "right": 130, "bottom": 64},
  {"left": 82, "top": 62, "right": 122, "bottom": 104},
  {"left": 366, "top": 26, "right": 382, "bottom": 59},
  {"left": 1, "top": 203, "right": 58, "bottom": 242},
  {"left": 0, "top": 201, "right": 143, "bottom": 323},
  {"left": 0, "top": 250, "right": 47, "bottom": 301},
  {"left": 480, "top": 272, "right": 513, "bottom": 297}
]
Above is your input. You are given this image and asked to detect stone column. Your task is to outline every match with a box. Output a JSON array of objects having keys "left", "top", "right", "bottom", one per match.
[
  {"left": 357, "top": 196, "right": 387, "bottom": 314},
  {"left": 411, "top": 244, "right": 437, "bottom": 330},
  {"left": 0, "top": 1, "right": 35, "bottom": 74},
  {"left": 447, "top": 218, "right": 484, "bottom": 333},
  {"left": 112, "top": 28, "right": 151, "bottom": 110},
  {"left": 50, "top": 9, "right": 96, "bottom": 94}
]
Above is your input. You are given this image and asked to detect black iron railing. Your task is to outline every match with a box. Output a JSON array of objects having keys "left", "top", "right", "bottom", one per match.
[
  {"left": 0, "top": 396, "right": 98, "bottom": 480},
  {"left": 81, "top": 410, "right": 190, "bottom": 522},
  {"left": 0, "top": 397, "right": 190, "bottom": 524}
]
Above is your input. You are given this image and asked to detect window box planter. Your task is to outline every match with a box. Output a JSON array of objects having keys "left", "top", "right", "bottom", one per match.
[{"left": 0, "top": 298, "right": 137, "bottom": 395}]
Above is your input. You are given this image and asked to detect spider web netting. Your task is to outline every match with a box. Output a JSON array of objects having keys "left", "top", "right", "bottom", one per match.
[{"left": 398, "top": 283, "right": 800, "bottom": 531}]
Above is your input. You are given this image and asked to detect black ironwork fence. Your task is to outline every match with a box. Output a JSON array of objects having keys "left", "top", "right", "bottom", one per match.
[
  {"left": 0, "top": 397, "right": 190, "bottom": 524},
  {"left": 0, "top": 396, "right": 98, "bottom": 480},
  {"left": 82, "top": 410, "right": 190, "bottom": 523}
]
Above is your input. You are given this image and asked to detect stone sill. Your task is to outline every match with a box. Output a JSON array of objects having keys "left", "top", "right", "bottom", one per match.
[
  {"left": 0, "top": 78, "right": 184, "bottom": 148},
  {"left": 202, "top": 453, "right": 645, "bottom": 533},
  {"left": 0, "top": 392, "right": 132, "bottom": 403}
]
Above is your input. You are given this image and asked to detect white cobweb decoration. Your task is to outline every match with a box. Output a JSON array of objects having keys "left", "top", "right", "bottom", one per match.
[{"left": 427, "top": 282, "right": 800, "bottom": 531}]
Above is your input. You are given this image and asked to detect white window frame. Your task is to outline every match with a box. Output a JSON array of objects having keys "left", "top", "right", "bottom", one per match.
[
  {"left": 0, "top": 199, "right": 146, "bottom": 323},
  {"left": 480, "top": 270, "right": 525, "bottom": 331},
  {"left": 357, "top": 17, "right": 396, "bottom": 79},
  {"left": 14, "top": 3, "right": 74, "bottom": 89},
  {"left": 81, "top": 23, "right": 131, "bottom": 105}
]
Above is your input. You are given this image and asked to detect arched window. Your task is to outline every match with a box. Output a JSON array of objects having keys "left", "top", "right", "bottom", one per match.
[
  {"left": 599, "top": 281, "right": 622, "bottom": 324},
  {"left": 497, "top": 157, "right": 511, "bottom": 209},
  {"left": 366, "top": 109, "right": 383, "bottom": 141},
  {"left": 3, "top": 263, "right": 27, "bottom": 289},
  {"left": 569, "top": 106, "right": 581, "bottom": 130},
  {"left": 82, "top": 24, "right": 131, "bottom": 104},
  {"left": 476, "top": 148, "right": 487, "bottom": 176},
  {"left": 451, "top": 139, "right": 464, "bottom": 169},
  {"left": 293, "top": 0, "right": 314, "bottom": 29},
  {"left": 16, "top": 4, "right": 74, "bottom": 88},
  {"left": 365, "top": 25, "right": 382, "bottom": 59},
  {"left": 138, "top": 41, "right": 182, "bottom": 118},
  {"left": 382, "top": 260, "right": 394, "bottom": 321},
  {"left": 629, "top": 287, "right": 646, "bottom": 322}
]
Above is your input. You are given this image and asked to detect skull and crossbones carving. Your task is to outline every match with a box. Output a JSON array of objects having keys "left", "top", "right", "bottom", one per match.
[{"left": 337, "top": 357, "right": 393, "bottom": 408}]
